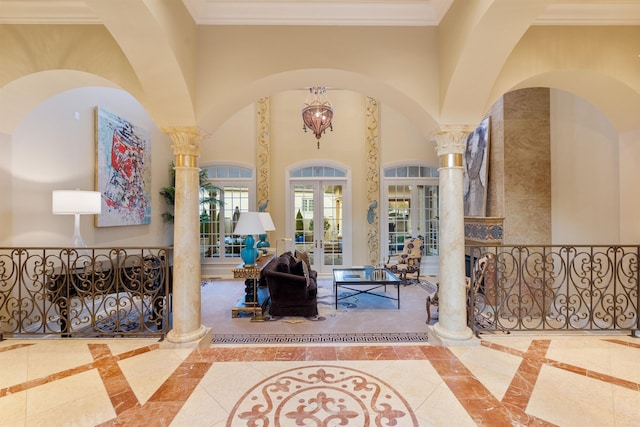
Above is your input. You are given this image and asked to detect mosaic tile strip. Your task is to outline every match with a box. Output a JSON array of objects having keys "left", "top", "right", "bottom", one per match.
[
  {"left": 211, "top": 332, "right": 429, "bottom": 344},
  {"left": 464, "top": 222, "right": 504, "bottom": 242}
]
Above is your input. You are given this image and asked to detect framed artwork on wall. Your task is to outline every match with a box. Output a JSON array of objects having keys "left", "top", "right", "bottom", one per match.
[
  {"left": 463, "top": 117, "right": 490, "bottom": 217},
  {"left": 95, "top": 107, "right": 151, "bottom": 227}
]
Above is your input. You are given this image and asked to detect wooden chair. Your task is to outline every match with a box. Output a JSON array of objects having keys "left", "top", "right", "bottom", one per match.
[{"left": 426, "top": 254, "right": 491, "bottom": 323}]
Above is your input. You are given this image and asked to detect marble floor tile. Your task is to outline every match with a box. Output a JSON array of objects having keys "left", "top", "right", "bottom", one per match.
[{"left": 0, "top": 334, "right": 637, "bottom": 426}]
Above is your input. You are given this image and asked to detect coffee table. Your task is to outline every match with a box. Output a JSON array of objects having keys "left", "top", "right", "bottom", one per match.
[{"left": 333, "top": 268, "right": 402, "bottom": 309}]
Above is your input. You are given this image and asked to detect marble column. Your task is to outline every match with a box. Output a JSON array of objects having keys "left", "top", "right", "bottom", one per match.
[
  {"left": 428, "top": 125, "right": 476, "bottom": 346},
  {"left": 163, "top": 127, "right": 210, "bottom": 346}
]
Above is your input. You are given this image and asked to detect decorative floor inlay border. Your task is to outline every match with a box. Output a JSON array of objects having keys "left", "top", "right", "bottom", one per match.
[{"left": 211, "top": 332, "right": 429, "bottom": 344}]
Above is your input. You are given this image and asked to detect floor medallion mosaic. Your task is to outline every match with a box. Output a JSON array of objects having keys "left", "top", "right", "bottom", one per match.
[{"left": 226, "top": 365, "right": 418, "bottom": 426}]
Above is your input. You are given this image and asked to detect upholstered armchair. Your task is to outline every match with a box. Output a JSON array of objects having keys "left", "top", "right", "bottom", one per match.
[{"left": 386, "top": 237, "right": 424, "bottom": 285}]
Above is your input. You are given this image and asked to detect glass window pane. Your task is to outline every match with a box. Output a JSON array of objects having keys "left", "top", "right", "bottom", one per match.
[{"left": 200, "top": 165, "right": 254, "bottom": 260}]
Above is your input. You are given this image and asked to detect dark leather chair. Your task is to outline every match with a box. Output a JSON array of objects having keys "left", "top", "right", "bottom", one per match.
[{"left": 261, "top": 251, "right": 318, "bottom": 317}]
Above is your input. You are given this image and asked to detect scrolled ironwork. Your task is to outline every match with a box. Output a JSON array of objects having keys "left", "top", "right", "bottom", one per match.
[
  {"left": 0, "top": 247, "right": 172, "bottom": 338},
  {"left": 468, "top": 245, "right": 639, "bottom": 335}
]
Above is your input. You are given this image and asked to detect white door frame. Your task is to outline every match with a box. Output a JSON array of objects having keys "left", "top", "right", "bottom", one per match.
[
  {"left": 285, "top": 161, "right": 352, "bottom": 273},
  {"left": 381, "top": 163, "right": 440, "bottom": 275}
]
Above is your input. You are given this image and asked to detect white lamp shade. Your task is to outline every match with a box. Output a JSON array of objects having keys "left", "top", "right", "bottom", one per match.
[
  {"left": 52, "top": 190, "right": 102, "bottom": 215},
  {"left": 233, "top": 212, "right": 265, "bottom": 235},
  {"left": 258, "top": 212, "right": 275, "bottom": 231}
]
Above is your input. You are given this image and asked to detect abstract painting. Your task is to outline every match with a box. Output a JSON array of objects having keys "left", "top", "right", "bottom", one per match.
[
  {"left": 95, "top": 107, "right": 151, "bottom": 226},
  {"left": 463, "top": 117, "right": 490, "bottom": 217}
]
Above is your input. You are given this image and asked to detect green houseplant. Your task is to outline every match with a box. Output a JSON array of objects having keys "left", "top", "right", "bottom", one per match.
[{"left": 159, "top": 162, "right": 222, "bottom": 224}]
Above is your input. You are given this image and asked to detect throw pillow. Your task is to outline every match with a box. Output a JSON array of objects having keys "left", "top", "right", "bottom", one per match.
[
  {"left": 274, "top": 257, "right": 290, "bottom": 273},
  {"left": 294, "top": 250, "right": 311, "bottom": 272},
  {"left": 290, "top": 260, "right": 305, "bottom": 277}
]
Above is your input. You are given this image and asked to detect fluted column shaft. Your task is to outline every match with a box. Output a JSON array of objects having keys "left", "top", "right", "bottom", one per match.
[
  {"left": 431, "top": 126, "right": 475, "bottom": 343},
  {"left": 163, "top": 127, "right": 207, "bottom": 344}
]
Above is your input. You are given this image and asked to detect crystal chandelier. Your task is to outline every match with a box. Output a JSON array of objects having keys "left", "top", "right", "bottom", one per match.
[{"left": 302, "top": 86, "right": 333, "bottom": 149}]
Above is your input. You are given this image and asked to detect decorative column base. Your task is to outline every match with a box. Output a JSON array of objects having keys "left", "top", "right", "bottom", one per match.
[
  {"left": 427, "top": 324, "right": 478, "bottom": 347},
  {"left": 162, "top": 325, "right": 212, "bottom": 349}
]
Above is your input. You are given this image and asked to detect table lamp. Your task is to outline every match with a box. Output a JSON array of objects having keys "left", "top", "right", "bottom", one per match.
[
  {"left": 233, "top": 212, "right": 265, "bottom": 266},
  {"left": 256, "top": 212, "right": 275, "bottom": 254},
  {"left": 52, "top": 190, "right": 102, "bottom": 247}
]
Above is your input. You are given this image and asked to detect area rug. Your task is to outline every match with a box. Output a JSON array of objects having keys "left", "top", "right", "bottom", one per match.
[{"left": 202, "top": 276, "right": 438, "bottom": 344}]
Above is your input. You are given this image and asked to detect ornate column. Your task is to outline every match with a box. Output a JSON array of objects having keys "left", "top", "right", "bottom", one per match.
[
  {"left": 365, "top": 97, "right": 380, "bottom": 266},
  {"left": 163, "top": 126, "right": 209, "bottom": 346},
  {"left": 428, "top": 125, "right": 476, "bottom": 345}
]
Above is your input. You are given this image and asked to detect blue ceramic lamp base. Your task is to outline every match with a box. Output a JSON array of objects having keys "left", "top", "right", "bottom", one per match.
[{"left": 241, "top": 235, "right": 258, "bottom": 266}]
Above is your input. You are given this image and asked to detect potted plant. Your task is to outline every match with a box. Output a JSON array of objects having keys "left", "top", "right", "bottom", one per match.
[{"left": 159, "top": 162, "right": 223, "bottom": 224}]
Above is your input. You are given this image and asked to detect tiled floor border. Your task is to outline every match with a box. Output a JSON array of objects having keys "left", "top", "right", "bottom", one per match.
[{"left": 211, "top": 331, "right": 430, "bottom": 344}]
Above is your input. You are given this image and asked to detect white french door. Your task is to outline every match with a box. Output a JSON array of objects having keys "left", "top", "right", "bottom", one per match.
[
  {"left": 382, "top": 166, "right": 440, "bottom": 275},
  {"left": 290, "top": 181, "right": 347, "bottom": 274}
]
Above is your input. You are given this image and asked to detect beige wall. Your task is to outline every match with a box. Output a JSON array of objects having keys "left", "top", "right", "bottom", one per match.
[
  {"left": 551, "top": 89, "right": 621, "bottom": 244},
  {"left": 483, "top": 87, "right": 632, "bottom": 246},
  {"left": 195, "top": 26, "right": 440, "bottom": 136},
  {"left": 0, "top": 133, "right": 11, "bottom": 246},
  {"left": 8, "top": 87, "right": 174, "bottom": 247},
  {"left": 619, "top": 129, "right": 640, "bottom": 244},
  {"left": 4, "top": 83, "right": 634, "bottom": 262},
  {"left": 200, "top": 89, "right": 438, "bottom": 270},
  {"left": 380, "top": 103, "right": 439, "bottom": 167}
]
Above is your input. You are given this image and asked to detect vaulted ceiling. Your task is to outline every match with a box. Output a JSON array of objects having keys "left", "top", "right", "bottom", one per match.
[{"left": 1, "top": 1, "right": 639, "bottom": 135}]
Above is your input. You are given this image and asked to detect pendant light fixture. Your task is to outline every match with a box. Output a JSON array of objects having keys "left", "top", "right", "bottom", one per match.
[{"left": 302, "top": 86, "right": 333, "bottom": 149}]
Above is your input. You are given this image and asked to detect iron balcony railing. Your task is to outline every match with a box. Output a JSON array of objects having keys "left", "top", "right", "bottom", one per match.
[
  {"left": 467, "top": 245, "right": 639, "bottom": 335},
  {"left": 0, "top": 247, "right": 172, "bottom": 339}
]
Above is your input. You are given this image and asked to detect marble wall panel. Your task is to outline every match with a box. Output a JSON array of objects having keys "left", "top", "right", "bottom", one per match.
[{"left": 478, "top": 88, "right": 551, "bottom": 245}]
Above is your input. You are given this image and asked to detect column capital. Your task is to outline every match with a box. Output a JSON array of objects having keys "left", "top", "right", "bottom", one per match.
[
  {"left": 433, "top": 125, "right": 474, "bottom": 156},
  {"left": 162, "top": 126, "right": 202, "bottom": 167}
]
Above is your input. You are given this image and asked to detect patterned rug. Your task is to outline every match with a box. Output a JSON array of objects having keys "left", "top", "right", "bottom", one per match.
[{"left": 205, "top": 277, "right": 438, "bottom": 344}]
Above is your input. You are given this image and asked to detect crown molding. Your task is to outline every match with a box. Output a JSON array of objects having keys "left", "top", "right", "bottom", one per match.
[
  {"left": 0, "top": 0, "right": 638, "bottom": 26},
  {"left": 182, "top": 0, "right": 453, "bottom": 26},
  {"left": 535, "top": 1, "right": 640, "bottom": 25},
  {"left": 0, "top": 1, "right": 99, "bottom": 24}
]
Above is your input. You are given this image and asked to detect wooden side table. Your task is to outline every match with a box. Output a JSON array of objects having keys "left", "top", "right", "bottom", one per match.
[{"left": 231, "top": 253, "right": 274, "bottom": 321}]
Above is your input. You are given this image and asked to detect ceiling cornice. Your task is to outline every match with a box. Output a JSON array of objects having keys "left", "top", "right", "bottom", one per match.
[
  {"left": 0, "top": 1, "right": 100, "bottom": 24},
  {"left": 536, "top": 1, "right": 640, "bottom": 25},
  {"left": 182, "top": 0, "right": 454, "bottom": 26},
  {"left": 0, "top": 0, "right": 638, "bottom": 26}
]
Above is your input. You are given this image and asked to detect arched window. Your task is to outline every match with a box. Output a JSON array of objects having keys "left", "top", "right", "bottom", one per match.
[{"left": 200, "top": 164, "right": 256, "bottom": 260}]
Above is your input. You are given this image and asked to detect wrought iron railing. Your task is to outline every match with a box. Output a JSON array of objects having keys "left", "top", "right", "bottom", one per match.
[
  {"left": 0, "top": 247, "right": 172, "bottom": 339},
  {"left": 467, "top": 245, "right": 639, "bottom": 335}
]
